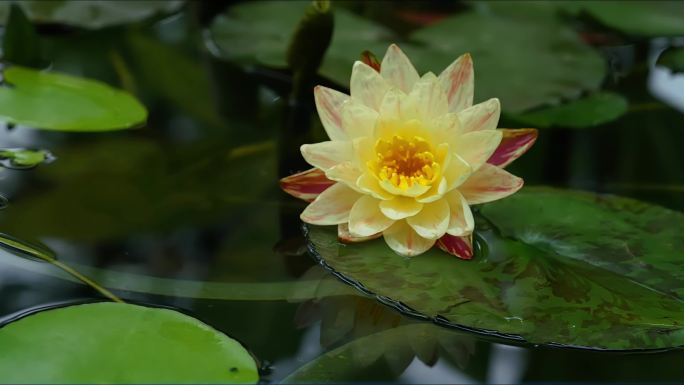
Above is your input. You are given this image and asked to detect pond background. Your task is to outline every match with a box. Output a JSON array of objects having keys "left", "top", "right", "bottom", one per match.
[{"left": 1, "top": 0, "right": 684, "bottom": 383}]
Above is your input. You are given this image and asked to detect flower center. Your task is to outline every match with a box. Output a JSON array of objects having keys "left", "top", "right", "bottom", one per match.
[{"left": 371, "top": 135, "right": 437, "bottom": 189}]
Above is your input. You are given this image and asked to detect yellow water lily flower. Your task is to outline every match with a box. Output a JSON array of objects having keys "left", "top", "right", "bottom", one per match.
[{"left": 281, "top": 44, "right": 537, "bottom": 258}]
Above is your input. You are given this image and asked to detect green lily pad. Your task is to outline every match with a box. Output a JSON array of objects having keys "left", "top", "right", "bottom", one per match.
[
  {"left": 0, "top": 0, "right": 183, "bottom": 29},
  {"left": 512, "top": 92, "right": 628, "bottom": 128},
  {"left": 0, "top": 66, "right": 147, "bottom": 131},
  {"left": 562, "top": 1, "right": 684, "bottom": 37},
  {"left": 207, "top": 1, "right": 604, "bottom": 113},
  {"left": 0, "top": 302, "right": 259, "bottom": 383},
  {"left": 407, "top": 11, "right": 605, "bottom": 112},
  {"left": 306, "top": 187, "right": 684, "bottom": 350},
  {"left": 658, "top": 47, "right": 684, "bottom": 73}
]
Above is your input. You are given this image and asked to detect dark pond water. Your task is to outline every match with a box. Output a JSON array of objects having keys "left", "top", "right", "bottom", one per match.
[{"left": 1, "top": 1, "right": 684, "bottom": 383}]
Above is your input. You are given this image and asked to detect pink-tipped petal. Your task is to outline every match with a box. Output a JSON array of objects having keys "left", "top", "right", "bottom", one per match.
[
  {"left": 360, "top": 50, "right": 381, "bottom": 72},
  {"left": 301, "top": 183, "right": 361, "bottom": 225},
  {"left": 438, "top": 53, "right": 474, "bottom": 113},
  {"left": 280, "top": 168, "right": 334, "bottom": 202},
  {"left": 487, "top": 128, "right": 538, "bottom": 168},
  {"left": 314, "top": 86, "right": 350, "bottom": 141},
  {"left": 349, "top": 195, "right": 395, "bottom": 237},
  {"left": 437, "top": 234, "right": 473, "bottom": 260},
  {"left": 383, "top": 220, "right": 436, "bottom": 257},
  {"left": 459, "top": 164, "right": 524, "bottom": 205},
  {"left": 301, "top": 141, "right": 353, "bottom": 171},
  {"left": 454, "top": 129, "right": 503, "bottom": 172},
  {"left": 458, "top": 98, "right": 500, "bottom": 133},
  {"left": 338, "top": 223, "right": 381, "bottom": 243},
  {"left": 351, "top": 61, "right": 390, "bottom": 111},
  {"left": 380, "top": 44, "right": 420, "bottom": 93}
]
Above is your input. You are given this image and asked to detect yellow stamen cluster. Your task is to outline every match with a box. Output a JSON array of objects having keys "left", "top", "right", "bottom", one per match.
[{"left": 371, "top": 135, "right": 437, "bottom": 189}]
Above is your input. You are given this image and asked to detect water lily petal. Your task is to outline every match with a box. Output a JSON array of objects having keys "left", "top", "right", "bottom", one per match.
[
  {"left": 338, "top": 223, "right": 381, "bottom": 243},
  {"left": 356, "top": 172, "right": 393, "bottom": 200},
  {"left": 341, "top": 100, "right": 379, "bottom": 140},
  {"left": 444, "top": 190, "right": 474, "bottom": 236},
  {"left": 326, "top": 162, "right": 363, "bottom": 192},
  {"left": 378, "top": 87, "right": 408, "bottom": 123},
  {"left": 458, "top": 98, "right": 500, "bottom": 133},
  {"left": 438, "top": 53, "right": 474, "bottom": 113},
  {"left": 379, "top": 196, "right": 424, "bottom": 220},
  {"left": 436, "top": 234, "right": 473, "bottom": 260},
  {"left": 380, "top": 44, "right": 420, "bottom": 93},
  {"left": 301, "top": 183, "right": 360, "bottom": 225},
  {"left": 379, "top": 179, "right": 432, "bottom": 197},
  {"left": 350, "top": 61, "right": 390, "bottom": 111},
  {"left": 459, "top": 163, "right": 523, "bottom": 205},
  {"left": 487, "top": 128, "right": 538, "bottom": 168},
  {"left": 403, "top": 72, "right": 449, "bottom": 122},
  {"left": 349, "top": 195, "right": 395, "bottom": 237},
  {"left": 443, "top": 153, "right": 472, "bottom": 190},
  {"left": 280, "top": 168, "right": 334, "bottom": 202},
  {"left": 416, "top": 177, "right": 447, "bottom": 203},
  {"left": 314, "top": 86, "right": 350, "bottom": 141},
  {"left": 455, "top": 129, "right": 503, "bottom": 172},
  {"left": 301, "top": 141, "right": 353, "bottom": 171},
  {"left": 406, "top": 199, "right": 449, "bottom": 240},
  {"left": 383, "top": 220, "right": 436, "bottom": 257}
]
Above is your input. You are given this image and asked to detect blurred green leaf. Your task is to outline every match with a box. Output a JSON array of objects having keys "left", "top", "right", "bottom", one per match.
[
  {"left": 307, "top": 187, "right": 684, "bottom": 350},
  {"left": 408, "top": 10, "right": 605, "bottom": 112},
  {"left": 0, "top": 148, "right": 53, "bottom": 168},
  {"left": 0, "top": 66, "right": 147, "bottom": 131},
  {"left": 0, "top": 0, "right": 184, "bottom": 29},
  {"left": 658, "top": 47, "right": 684, "bottom": 73},
  {"left": 2, "top": 4, "right": 44, "bottom": 67},
  {"left": 0, "top": 303, "right": 259, "bottom": 383},
  {"left": 208, "top": 1, "right": 605, "bottom": 113},
  {"left": 561, "top": 0, "right": 684, "bottom": 37},
  {"left": 512, "top": 92, "right": 628, "bottom": 128}
]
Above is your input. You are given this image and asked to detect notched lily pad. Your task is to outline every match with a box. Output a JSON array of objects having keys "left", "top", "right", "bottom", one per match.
[
  {"left": 0, "top": 66, "right": 147, "bottom": 131},
  {"left": 0, "top": 302, "right": 259, "bottom": 383},
  {"left": 306, "top": 187, "right": 684, "bottom": 351},
  {"left": 511, "top": 92, "right": 628, "bottom": 128}
]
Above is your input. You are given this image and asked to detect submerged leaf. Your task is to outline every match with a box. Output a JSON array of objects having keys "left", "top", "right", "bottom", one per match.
[
  {"left": 0, "top": 303, "right": 259, "bottom": 383},
  {"left": 306, "top": 187, "right": 684, "bottom": 350},
  {"left": 0, "top": 66, "right": 147, "bottom": 131}
]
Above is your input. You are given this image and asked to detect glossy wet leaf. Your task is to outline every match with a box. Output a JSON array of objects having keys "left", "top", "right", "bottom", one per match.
[
  {"left": 562, "top": 1, "right": 684, "bottom": 37},
  {"left": 0, "top": 66, "right": 147, "bottom": 131},
  {"left": 307, "top": 187, "right": 684, "bottom": 350},
  {"left": 0, "top": 1, "right": 183, "bottom": 29},
  {"left": 0, "top": 302, "right": 259, "bottom": 383},
  {"left": 208, "top": 1, "right": 605, "bottom": 113},
  {"left": 512, "top": 92, "right": 628, "bottom": 128},
  {"left": 658, "top": 47, "right": 684, "bottom": 73}
]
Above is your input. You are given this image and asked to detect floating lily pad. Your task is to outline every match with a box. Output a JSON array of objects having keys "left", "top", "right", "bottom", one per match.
[
  {"left": 0, "top": 0, "right": 183, "bottom": 29},
  {"left": 512, "top": 92, "right": 628, "bottom": 128},
  {"left": 0, "top": 66, "right": 147, "bottom": 131},
  {"left": 208, "top": 1, "right": 605, "bottom": 113},
  {"left": 306, "top": 187, "right": 684, "bottom": 350},
  {"left": 562, "top": 1, "right": 684, "bottom": 37},
  {"left": 407, "top": 11, "right": 605, "bottom": 112},
  {"left": 658, "top": 47, "right": 684, "bottom": 73},
  {"left": 0, "top": 302, "right": 259, "bottom": 383}
]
